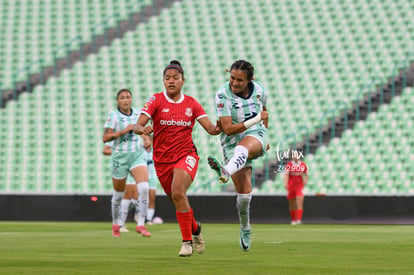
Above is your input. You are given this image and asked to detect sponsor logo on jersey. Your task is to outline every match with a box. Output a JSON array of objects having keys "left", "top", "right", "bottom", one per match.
[
  {"left": 162, "top": 108, "right": 170, "bottom": 112},
  {"left": 160, "top": 119, "right": 192, "bottom": 127},
  {"left": 185, "top": 108, "right": 193, "bottom": 117}
]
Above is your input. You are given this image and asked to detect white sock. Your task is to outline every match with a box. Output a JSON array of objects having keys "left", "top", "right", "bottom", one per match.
[
  {"left": 237, "top": 193, "right": 252, "bottom": 230},
  {"left": 137, "top": 182, "right": 149, "bottom": 226},
  {"left": 111, "top": 190, "right": 125, "bottom": 225},
  {"left": 224, "top": 145, "right": 248, "bottom": 175},
  {"left": 147, "top": 208, "right": 155, "bottom": 221},
  {"left": 118, "top": 199, "right": 130, "bottom": 227}
]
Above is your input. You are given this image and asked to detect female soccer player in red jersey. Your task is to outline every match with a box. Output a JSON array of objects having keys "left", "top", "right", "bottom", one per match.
[
  {"left": 284, "top": 153, "right": 308, "bottom": 225},
  {"left": 134, "top": 60, "right": 221, "bottom": 257}
]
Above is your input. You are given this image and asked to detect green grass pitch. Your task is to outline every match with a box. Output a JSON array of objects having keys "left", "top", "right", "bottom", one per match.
[{"left": 1, "top": 222, "right": 413, "bottom": 274}]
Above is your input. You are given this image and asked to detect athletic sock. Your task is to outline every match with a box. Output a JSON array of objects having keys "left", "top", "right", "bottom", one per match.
[
  {"left": 118, "top": 199, "right": 131, "bottom": 227},
  {"left": 111, "top": 190, "right": 125, "bottom": 225},
  {"left": 147, "top": 208, "right": 155, "bottom": 222},
  {"left": 237, "top": 193, "right": 252, "bottom": 230},
  {"left": 290, "top": 210, "right": 296, "bottom": 221},
  {"left": 223, "top": 145, "right": 248, "bottom": 175},
  {"left": 296, "top": 209, "right": 303, "bottom": 221},
  {"left": 137, "top": 181, "right": 149, "bottom": 226},
  {"left": 190, "top": 208, "right": 199, "bottom": 234},
  {"left": 176, "top": 210, "right": 192, "bottom": 241}
]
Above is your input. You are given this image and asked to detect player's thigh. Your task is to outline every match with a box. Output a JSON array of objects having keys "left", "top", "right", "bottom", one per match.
[
  {"left": 231, "top": 167, "right": 252, "bottom": 194},
  {"left": 239, "top": 128, "right": 268, "bottom": 159},
  {"left": 130, "top": 165, "right": 148, "bottom": 183},
  {"left": 129, "top": 150, "right": 148, "bottom": 182}
]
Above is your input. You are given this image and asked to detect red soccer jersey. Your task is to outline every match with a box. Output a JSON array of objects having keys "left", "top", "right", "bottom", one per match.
[
  {"left": 286, "top": 160, "right": 308, "bottom": 186},
  {"left": 141, "top": 92, "right": 207, "bottom": 163}
]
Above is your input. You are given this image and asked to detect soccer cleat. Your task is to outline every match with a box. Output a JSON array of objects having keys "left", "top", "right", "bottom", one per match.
[
  {"left": 207, "top": 156, "right": 230, "bottom": 184},
  {"left": 291, "top": 221, "right": 297, "bottom": 225},
  {"left": 239, "top": 228, "right": 251, "bottom": 252},
  {"left": 192, "top": 221, "right": 205, "bottom": 254},
  {"left": 136, "top": 225, "right": 151, "bottom": 237},
  {"left": 112, "top": 225, "right": 121, "bottom": 237},
  {"left": 120, "top": 226, "right": 129, "bottom": 232},
  {"left": 178, "top": 241, "right": 193, "bottom": 257}
]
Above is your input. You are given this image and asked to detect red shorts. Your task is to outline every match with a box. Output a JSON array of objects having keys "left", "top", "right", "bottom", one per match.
[
  {"left": 287, "top": 183, "right": 304, "bottom": 200},
  {"left": 154, "top": 152, "right": 199, "bottom": 195}
]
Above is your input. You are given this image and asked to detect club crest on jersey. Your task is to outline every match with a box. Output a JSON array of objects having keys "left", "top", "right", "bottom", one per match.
[
  {"left": 185, "top": 108, "right": 192, "bottom": 117},
  {"left": 185, "top": 156, "right": 197, "bottom": 170},
  {"left": 217, "top": 102, "right": 224, "bottom": 109}
]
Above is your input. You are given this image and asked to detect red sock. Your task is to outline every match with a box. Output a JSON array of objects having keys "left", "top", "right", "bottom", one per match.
[
  {"left": 190, "top": 208, "right": 198, "bottom": 234},
  {"left": 296, "top": 209, "right": 303, "bottom": 221},
  {"left": 290, "top": 210, "right": 296, "bottom": 221},
  {"left": 176, "top": 211, "right": 192, "bottom": 241}
]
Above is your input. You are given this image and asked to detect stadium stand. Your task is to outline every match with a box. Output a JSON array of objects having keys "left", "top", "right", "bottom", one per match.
[
  {"left": 269, "top": 87, "right": 414, "bottom": 195},
  {"left": 0, "top": 0, "right": 413, "bottom": 194}
]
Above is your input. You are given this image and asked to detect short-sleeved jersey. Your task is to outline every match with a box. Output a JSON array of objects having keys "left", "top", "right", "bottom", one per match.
[
  {"left": 286, "top": 160, "right": 308, "bottom": 185},
  {"left": 215, "top": 80, "right": 267, "bottom": 148},
  {"left": 141, "top": 92, "right": 207, "bottom": 163},
  {"left": 104, "top": 107, "right": 141, "bottom": 153}
]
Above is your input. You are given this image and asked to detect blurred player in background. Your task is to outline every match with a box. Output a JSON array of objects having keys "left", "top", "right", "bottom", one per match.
[
  {"left": 102, "top": 88, "right": 151, "bottom": 238},
  {"left": 284, "top": 153, "right": 308, "bottom": 225},
  {"left": 207, "top": 60, "right": 268, "bottom": 252},
  {"left": 104, "top": 139, "right": 161, "bottom": 230},
  {"left": 103, "top": 143, "right": 137, "bottom": 232},
  {"left": 134, "top": 60, "right": 221, "bottom": 257}
]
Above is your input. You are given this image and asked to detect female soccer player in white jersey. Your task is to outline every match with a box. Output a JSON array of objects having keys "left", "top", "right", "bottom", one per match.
[
  {"left": 103, "top": 89, "right": 151, "bottom": 238},
  {"left": 134, "top": 60, "right": 221, "bottom": 257},
  {"left": 207, "top": 60, "right": 269, "bottom": 252}
]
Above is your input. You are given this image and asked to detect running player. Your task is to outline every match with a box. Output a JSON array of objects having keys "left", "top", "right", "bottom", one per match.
[
  {"left": 102, "top": 88, "right": 151, "bottom": 237},
  {"left": 134, "top": 60, "right": 221, "bottom": 257},
  {"left": 284, "top": 153, "right": 308, "bottom": 225},
  {"left": 103, "top": 142, "right": 138, "bottom": 232},
  {"left": 207, "top": 60, "right": 269, "bottom": 252}
]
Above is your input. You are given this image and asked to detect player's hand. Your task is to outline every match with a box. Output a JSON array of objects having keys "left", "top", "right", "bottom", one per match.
[
  {"left": 142, "top": 125, "right": 153, "bottom": 135},
  {"left": 125, "top": 124, "right": 135, "bottom": 133},
  {"left": 260, "top": 111, "right": 268, "bottom": 120},
  {"left": 212, "top": 120, "right": 222, "bottom": 135}
]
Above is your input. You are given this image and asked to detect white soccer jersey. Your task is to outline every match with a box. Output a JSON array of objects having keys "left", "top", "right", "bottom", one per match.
[
  {"left": 215, "top": 80, "right": 267, "bottom": 148},
  {"left": 104, "top": 107, "right": 141, "bottom": 152}
]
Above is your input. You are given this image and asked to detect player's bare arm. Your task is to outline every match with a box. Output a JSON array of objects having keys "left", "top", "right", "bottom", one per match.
[
  {"left": 134, "top": 114, "right": 153, "bottom": 135},
  {"left": 219, "top": 110, "right": 268, "bottom": 136},
  {"left": 102, "top": 125, "right": 135, "bottom": 142},
  {"left": 198, "top": 117, "right": 221, "bottom": 135}
]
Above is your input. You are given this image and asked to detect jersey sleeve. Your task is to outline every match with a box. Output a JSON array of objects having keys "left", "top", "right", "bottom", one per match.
[
  {"left": 193, "top": 98, "right": 207, "bottom": 120},
  {"left": 104, "top": 111, "right": 117, "bottom": 130},
  {"left": 141, "top": 94, "right": 158, "bottom": 118},
  {"left": 215, "top": 89, "right": 232, "bottom": 117}
]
